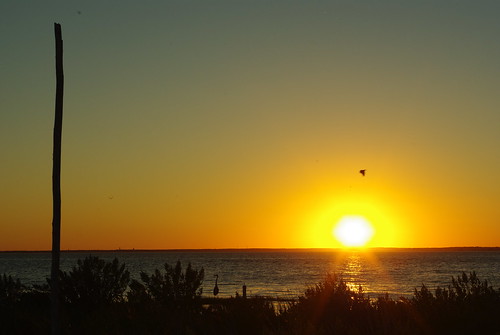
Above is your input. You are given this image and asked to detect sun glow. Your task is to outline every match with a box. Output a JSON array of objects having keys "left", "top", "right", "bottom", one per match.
[{"left": 333, "top": 216, "right": 375, "bottom": 247}]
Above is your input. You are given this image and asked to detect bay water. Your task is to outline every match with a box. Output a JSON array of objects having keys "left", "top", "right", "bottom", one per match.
[{"left": 1, "top": 249, "right": 499, "bottom": 299}]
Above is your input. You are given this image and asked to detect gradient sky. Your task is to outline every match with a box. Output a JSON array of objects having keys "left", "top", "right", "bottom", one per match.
[{"left": 1, "top": 0, "right": 500, "bottom": 250}]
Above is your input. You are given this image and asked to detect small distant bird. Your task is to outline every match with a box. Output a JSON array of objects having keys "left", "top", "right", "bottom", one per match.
[
  {"left": 213, "top": 274, "right": 219, "bottom": 296},
  {"left": 359, "top": 169, "right": 366, "bottom": 176}
]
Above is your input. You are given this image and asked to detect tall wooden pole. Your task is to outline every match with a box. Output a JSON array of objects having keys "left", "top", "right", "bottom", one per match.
[{"left": 51, "top": 22, "right": 64, "bottom": 335}]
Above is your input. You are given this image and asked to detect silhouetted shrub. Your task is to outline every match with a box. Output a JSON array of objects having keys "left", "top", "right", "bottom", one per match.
[
  {"left": 411, "top": 272, "right": 500, "bottom": 334},
  {"left": 3, "top": 261, "right": 500, "bottom": 334},
  {"left": 125, "top": 261, "right": 205, "bottom": 334},
  {"left": 128, "top": 260, "right": 204, "bottom": 306},
  {"left": 0, "top": 274, "right": 24, "bottom": 304},
  {"left": 204, "top": 296, "right": 277, "bottom": 335},
  {"left": 280, "top": 274, "right": 374, "bottom": 334},
  {"left": 0, "top": 276, "right": 51, "bottom": 334},
  {"left": 58, "top": 255, "right": 130, "bottom": 307},
  {"left": 413, "top": 271, "right": 499, "bottom": 305},
  {"left": 371, "top": 294, "right": 417, "bottom": 334}
]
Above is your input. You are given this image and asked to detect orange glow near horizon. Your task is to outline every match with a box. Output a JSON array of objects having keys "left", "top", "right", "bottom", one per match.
[{"left": 303, "top": 189, "right": 403, "bottom": 249}]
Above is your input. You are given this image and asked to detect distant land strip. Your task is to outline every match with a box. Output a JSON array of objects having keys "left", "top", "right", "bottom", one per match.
[{"left": 1, "top": 247, "right": 500, "bottom": 253}]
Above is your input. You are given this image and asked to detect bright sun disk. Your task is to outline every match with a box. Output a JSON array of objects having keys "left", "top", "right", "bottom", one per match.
[{"left": 333, "top": 216, "right": 374, "bottom": 247}]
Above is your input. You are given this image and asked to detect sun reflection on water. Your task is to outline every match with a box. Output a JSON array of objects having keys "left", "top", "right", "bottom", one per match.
[{"left": 330, "top": 250, "right": 396, "bottom": 297}]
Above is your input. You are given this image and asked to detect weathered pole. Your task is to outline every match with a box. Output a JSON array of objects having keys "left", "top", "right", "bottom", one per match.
[{"left": 51, "top": 22, "right": 64, "bottom": 335}]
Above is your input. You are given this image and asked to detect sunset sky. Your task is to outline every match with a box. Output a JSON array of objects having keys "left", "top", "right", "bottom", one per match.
[{"left": 1, "top": 1, "right": 500, "bottom": 250}]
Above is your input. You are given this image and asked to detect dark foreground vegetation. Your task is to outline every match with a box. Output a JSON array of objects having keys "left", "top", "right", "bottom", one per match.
[{"left": 1, "top": 256, "right": 500, "bottom": 334}]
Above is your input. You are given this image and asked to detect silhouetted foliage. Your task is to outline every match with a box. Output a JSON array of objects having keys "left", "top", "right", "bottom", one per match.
[
  {"left": 277, "top": 272, "right": 500, "bottom": 334},
  {"left": 204, "top": 295, "right": 277, "bottom": 334},
  {"left": 0, "top": 275, "right": 50, "bottom": 334},
  {"left": 126, "top": 261, "right": 205, "bottom": 333},
  {"left": 57, "top": 256, "right": 130, "bottom": 307},
  {"left": 279, "top": 274, "right": 374, "bottom": 334},
  {"left": 0, "top": 274, "right": 24, "bottom": 304},
  {"left": 411, "top": 271, "right": 500, "bottom": 334},
  {"left": 2, "top": 263, "right": 500, "bottom": 334},
  {"left": 128, "top": 260, "right": 204, "bottom": 306}
]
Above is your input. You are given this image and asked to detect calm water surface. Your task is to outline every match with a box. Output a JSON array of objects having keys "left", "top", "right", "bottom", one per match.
[{"left": 1, "top": 250, "right": 499, "bottom": 299}]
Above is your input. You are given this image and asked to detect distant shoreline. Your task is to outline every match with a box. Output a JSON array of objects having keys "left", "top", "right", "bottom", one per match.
[{"left": 1, "top": 246, "right": 499, "bottom": 253}]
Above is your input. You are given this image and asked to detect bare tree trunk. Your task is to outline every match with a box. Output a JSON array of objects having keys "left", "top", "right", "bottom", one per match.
[{"left": 51, "top": 22, "right": 64, "bottom": 335}]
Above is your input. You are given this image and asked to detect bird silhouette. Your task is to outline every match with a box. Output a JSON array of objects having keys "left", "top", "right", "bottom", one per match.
[
  {"left": 213, "top": 274, "right": 219, "bottom": 296},
  {"left": 359, "top": 169, "right": 366, "bottom": 176}
]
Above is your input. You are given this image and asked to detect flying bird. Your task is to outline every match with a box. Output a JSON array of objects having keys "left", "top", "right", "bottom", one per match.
[
  {"left": 359, "top": 169, "right": 366, "bottom": 176},
  {"left": 213, "top": 274, "right": 219, "bottom": 296}
]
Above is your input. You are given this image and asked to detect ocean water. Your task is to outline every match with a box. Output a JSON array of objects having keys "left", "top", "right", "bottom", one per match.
[{"left": 1, "top": 249, "right": 499, "bottom": 299}]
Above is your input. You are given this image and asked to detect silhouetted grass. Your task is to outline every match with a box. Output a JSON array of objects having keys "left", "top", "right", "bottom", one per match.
[{"left": 1, "top": 257, "right": 500, "bottom": 334}]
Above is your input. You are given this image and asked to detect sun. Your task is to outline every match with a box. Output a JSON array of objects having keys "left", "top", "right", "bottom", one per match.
[{"left": 333, "top": 215, "right": 375, "bottom": 247}]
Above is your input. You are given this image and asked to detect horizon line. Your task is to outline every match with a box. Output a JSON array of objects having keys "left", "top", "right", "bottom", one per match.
[{"left": 1, "top": 246, "right": 499, "bottom": 253}]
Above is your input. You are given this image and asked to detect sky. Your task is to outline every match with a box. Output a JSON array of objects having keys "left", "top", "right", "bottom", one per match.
[{"left": 1, "top": 0, "right": 500, "bottom": 251}]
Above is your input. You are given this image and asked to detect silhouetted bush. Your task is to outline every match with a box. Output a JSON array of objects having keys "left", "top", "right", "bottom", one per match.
[
  {"left": 2, "top": 262, "right": 500, "bottom": 334},
  {"left": 203, "top": 296, "right": 277, "bottom": 335},
  {"left": 411, "top": 271, "right": 500, "bottom": 334},
  {"left": 0, "top": 275, "right": 51, "bottom": 334},
  {"left": 126, "top": 261, "right": 205, "bottom": 333},
  {"left": 279, "top": 274, "right": 375, "bottom": 334},
  {"left": 276, "top": 272, "right": 500, "bottom": 334},
  {"left": 128, "top": 260, "right": 204, "bottom": 306},
  {"left": 58, "top": 255, "right": 130, "bottom": 307},
  {"left": 0, "top": 273, "right": 24, "bottom": 304},
  {"left": 372, "top": 294, "right": 416, "bottom": 334}
]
